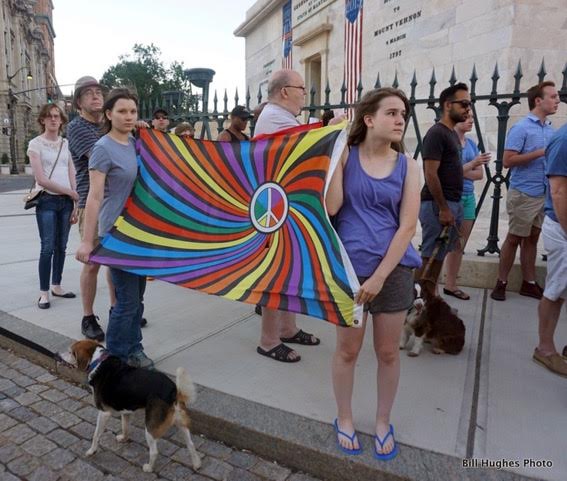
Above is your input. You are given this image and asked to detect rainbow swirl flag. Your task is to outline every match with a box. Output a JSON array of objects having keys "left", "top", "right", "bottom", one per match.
[{"left": 90, "top": 124, "right": 362, "bottom": 327}]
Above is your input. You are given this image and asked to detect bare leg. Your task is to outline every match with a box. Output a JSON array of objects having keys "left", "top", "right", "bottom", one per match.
[
  {"left": 444, "top": 220, "right": 473, "bottom": 292},
  {"left": 116, "top": 413, "right": 130, "bottom": 442},
  {"left": 143, "top": 429, "right": 159, "bottom": 472},
  {"left": 80, "top": 263, "right": 100, "bottom": 316},
  {"left": 278, "top": 311, "right": 299, "bottom": 338},
  {"left": 331, "top": 313, "right": 366, "bottom": 451},
  {"left": 86, "top": 411, "right": 111, "bottom": 456},
  {"left": 373, "top": 310, "right": 405, "bottom": 455},
  {"left": 497, "top": 233, "right": 522, "bottom": 283},
  {"left": 537, "top": 296, "right": 564, "bottom": 355},
  {"left": 520, "top": 226, "right": 541, "bottom": 282},
  {"left": 259, "top": 308, "right": 299, "bottom": 360}
]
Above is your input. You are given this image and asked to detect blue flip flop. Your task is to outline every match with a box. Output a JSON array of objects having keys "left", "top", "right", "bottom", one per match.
[
  {"left": 374, "top": 424, "right": 398, "bottom": 461},
  {"left": 333, "top": 418, "right": 363, "bottom": 455}
]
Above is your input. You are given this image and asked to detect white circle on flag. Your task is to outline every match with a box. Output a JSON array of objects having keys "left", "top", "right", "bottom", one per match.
[{"left": 250, "top": 183, "right": 289, "bottom": 233}]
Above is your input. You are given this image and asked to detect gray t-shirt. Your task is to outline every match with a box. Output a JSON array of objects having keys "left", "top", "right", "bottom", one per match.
[
  {"left": 254, "top": 102, "right": 301, "bottom": 136},
  {"left": 89, "top": 134, "right": 138, "bottom": 237}
]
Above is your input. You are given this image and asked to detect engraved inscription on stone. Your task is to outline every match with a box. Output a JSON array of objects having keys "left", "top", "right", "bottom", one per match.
[
  {"left": 374, "top": 2, "right": 423, "bottom": 61},
  {"left": 293, "top": 0, "right": 337, "bottom": 27}
]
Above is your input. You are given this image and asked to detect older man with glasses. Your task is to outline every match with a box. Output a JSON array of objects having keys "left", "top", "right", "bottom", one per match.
[
  {"left": 415, "top": 83, "right": 472, "bottom": 298},
  {"left": 253, "top": 69, "right": 320, "bottom": 363}
]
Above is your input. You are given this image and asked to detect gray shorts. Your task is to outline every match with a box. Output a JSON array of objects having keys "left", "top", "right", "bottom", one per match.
[
  {"left": 419, "top": 200, "right": 463, "bottom": 260},
  {"left": 359, "top": 265, "right": 415, "bottom": 314}
]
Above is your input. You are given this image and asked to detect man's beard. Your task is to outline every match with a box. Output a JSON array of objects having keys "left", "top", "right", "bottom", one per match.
[{"left": 449, "top": 109, "right": 467, "bottom": 124}]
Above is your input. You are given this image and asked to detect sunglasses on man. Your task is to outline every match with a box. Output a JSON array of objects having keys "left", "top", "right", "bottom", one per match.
[{"left": 450, "top": 100, "right": 472, "bottom": 109}]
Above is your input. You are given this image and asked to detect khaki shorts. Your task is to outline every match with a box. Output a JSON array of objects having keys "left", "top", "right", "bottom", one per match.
[
  {"left": 506, "top": 189, "right": 544, "bottom": 237},
  {"left": 78, "top": 208, "right": 99, "bottom": 244}
]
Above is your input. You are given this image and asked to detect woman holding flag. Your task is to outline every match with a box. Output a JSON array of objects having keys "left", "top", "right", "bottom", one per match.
[
  {"left": 326, "top": 88, "right": 421, "bottom": 460},
  {"left": 76, "top": 88, "right": 153, "bottom": 370}
]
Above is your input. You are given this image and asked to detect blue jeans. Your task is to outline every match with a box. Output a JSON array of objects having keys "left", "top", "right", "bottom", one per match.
[
  {"left": 35, "top": 193, "right": 74, "bottom": 291},
  {"left": 107, "top": 268, "right": 146, "bottom": 360}
]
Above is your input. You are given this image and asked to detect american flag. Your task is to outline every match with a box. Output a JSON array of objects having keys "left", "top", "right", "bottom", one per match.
[
  {"left": 282, "top": 0, "right": 292, "bottom": 69},
  {"left": 344, "top": 0, "right": 363, "bottom": 113}
]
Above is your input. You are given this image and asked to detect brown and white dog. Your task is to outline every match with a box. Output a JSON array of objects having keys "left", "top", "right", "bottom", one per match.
[
  {"left": 400, "top": 284, "right": 466, "bottom": 356},
  {"left": 58, "top": 339, "right": 201, "bottom": 473}
]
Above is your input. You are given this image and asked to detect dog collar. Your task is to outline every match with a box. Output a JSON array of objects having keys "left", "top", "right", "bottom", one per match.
[{"left": 87, "top": 347, "right": 110, "bottom": 384}]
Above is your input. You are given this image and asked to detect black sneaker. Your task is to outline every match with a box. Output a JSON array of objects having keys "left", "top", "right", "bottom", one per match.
[
  {"left": 109, "top": 307, "right": 147, "bottom": 327},
  {"left": 81, "top": 315, "right": 105, "bottom": 342}
]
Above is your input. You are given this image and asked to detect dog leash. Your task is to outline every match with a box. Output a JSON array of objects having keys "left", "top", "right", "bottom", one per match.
[{"left": 420, "top": 225, "right": 451, "bottom": 283}]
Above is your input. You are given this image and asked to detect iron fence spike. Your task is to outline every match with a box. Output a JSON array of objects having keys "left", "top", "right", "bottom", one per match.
[
  {"left": 410, "top": 70, "right": 417, "bottom": 100},
  {"left": 357, "top": 78, "right": 364, "bottom": 101},
  {"left": 392, "top": 71, "right": 399, "bottom": 89},
  {"left": 428, "top": 68, "right": 437, "bottom": 99},
  {"left": 538, "top": 58, "right": 547, "bottom": 82},
  {"left": 449, "top": 66, "right": 457, "bottom": 86},
  {"left": 324, "top": 79, "right": 331, "bottom": 107},
  {"left": 374, "top": 72, "right": 381, "bottom": 89}
]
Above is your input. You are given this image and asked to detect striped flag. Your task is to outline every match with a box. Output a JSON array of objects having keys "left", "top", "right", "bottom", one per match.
[
  {"left": 344, "top": 0, "right": 363, "bottom": 113},
  {"left": 90, "top": 125, "right": 363, "bottom": 327},
  {"left": 282, "top": 0, "right": 292, "bottom": 69}
]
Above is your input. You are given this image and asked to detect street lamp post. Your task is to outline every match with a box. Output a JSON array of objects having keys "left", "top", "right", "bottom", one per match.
[{"left": 7, "top": 67, "right": 32, "bottom": 174}]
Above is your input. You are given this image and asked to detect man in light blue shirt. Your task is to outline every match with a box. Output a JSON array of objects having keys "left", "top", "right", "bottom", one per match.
[
  {"left": 491, "top": 81, "right": 560, "bottom": 301},
  {"left": 533, "top": 123, "right": 567, "bottom": 377}
]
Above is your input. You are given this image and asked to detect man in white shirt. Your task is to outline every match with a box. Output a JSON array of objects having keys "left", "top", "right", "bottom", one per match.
[{"left": 254, "top": 69, "right": 321, "bottom": 362}]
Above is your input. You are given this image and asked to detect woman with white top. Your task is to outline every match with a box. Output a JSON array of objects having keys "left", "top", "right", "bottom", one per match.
[{"left": 28, "top": 103, "right": 79, "bottom": 309}]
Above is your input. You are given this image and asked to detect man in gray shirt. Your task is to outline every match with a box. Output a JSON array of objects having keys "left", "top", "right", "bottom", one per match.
[{"left": 255, "top": 69, "right": 321, "bottom": 363}]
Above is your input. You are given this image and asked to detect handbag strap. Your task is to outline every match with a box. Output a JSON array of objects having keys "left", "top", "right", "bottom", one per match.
[{"left": 28, "top": 138, "right": 65, "bottom": 194}]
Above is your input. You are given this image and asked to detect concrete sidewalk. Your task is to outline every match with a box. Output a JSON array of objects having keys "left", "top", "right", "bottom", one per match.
[{"left": 1, "top": 187, "right": 565, "bottom": 481}]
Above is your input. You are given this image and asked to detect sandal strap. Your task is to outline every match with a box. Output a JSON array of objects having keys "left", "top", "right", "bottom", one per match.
[
  {"left": 334, "top": 419, "right": 358, "bottom": 443},
  {"left": 281, "top": 329, "right": 320, "bottom": 345},
  {"left": 257, "top": 343, "right": 299, "bottom": 362},
  {"left": 375, "top": 425, "right": 394, "bottom": 448}
]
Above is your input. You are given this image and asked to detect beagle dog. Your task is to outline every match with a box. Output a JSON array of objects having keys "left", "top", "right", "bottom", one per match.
[{"left": 59, "top": 339, "right": 201, "bottom": 472}]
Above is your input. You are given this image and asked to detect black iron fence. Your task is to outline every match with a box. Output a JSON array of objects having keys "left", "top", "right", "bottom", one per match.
[{"left": 139, "top": 59, "right": 567, "bottom": 256}]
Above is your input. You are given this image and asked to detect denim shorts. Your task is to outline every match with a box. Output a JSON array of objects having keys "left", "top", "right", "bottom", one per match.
[
  {"left": 419, "top": 200, "right": 463, "bottom": 260},
  {"left": 358, "top": 265, "right": 415, "bottom": 314}
]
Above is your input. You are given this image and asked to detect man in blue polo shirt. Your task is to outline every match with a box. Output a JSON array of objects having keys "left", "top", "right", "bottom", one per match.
[
  {"left": 491, "top": 81, "right": 560, "bottom": 301},
  {"left": 533, "top": 123, "right": 567, "bottom": 377}
]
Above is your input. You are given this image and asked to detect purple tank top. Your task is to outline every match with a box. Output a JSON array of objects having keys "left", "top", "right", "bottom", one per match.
[{"left": 335, "top": 145, "right": 421, "bottom": 277}]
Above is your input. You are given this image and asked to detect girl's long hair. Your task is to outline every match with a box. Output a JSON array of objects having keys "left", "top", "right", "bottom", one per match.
[
  {"left": 347, "top": 87, "right": 411, "bottom": 153},
  {"left": 101, "top": 88, "right": 138, "bottom": 135}
]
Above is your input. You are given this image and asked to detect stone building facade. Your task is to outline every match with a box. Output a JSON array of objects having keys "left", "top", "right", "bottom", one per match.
[
  {"left": 1, "top": 0, "right": 59, "bottom": 171},
  {"left": 235, "top": 0, "right": 566, "bottom": 149}
]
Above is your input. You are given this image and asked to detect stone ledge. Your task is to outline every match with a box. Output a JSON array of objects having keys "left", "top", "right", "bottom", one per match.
[
  {"left": 0, "top": 310, "right": 538, "bottom": 481},
  {"left": 441, "top": 254, "right": 546, "bottom": 291}
]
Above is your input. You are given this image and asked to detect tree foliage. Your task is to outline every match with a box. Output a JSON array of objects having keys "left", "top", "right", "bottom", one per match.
[{"left": 101, "top": 44, "right": 191, "bottom": 102}]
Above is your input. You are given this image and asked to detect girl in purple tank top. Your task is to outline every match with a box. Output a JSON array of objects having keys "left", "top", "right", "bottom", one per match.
[{"left": 326, "top": 88, "right": 421, "bottom": 460}]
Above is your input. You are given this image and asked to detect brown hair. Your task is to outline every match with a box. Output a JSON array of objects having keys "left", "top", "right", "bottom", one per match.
[
  {"left": 37, "top": 103, "right": 68, "bottom": 134},
  {"left": 348, "top": 87, "right": 410, "bottom": 152},
  {"left": 527, "top": 81, "right": 556, "bottom": 110},
  {"left": 101, "top": 88, "right": 138, "bottom": 135},
  {"left": 174, "top": 122, "right": 194, "bottom": 136}
]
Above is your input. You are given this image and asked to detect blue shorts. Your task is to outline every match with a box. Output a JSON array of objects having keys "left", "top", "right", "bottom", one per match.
[
  {"left": 461, "top": 193, "right": 476, "bottom": 221},
  {"left": 419, "top": 200, "right": 463, "bottom": 260}
]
